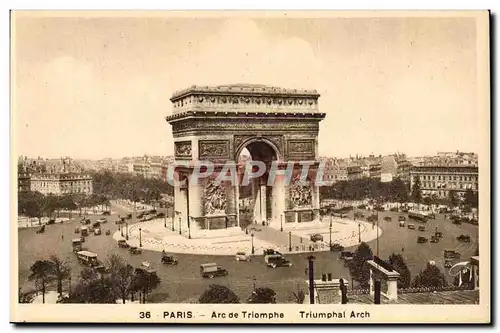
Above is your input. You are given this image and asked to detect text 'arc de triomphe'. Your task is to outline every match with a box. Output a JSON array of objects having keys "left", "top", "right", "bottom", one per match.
[{"left": 166, "top": 84, "right": 326, "bottom": 235}]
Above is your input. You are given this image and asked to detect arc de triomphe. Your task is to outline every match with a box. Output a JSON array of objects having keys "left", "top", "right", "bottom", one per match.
[{"left": 166, "top": 84, "right": 326, "bottom": 236}]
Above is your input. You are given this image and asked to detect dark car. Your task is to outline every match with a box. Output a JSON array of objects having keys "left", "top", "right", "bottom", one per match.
[
  {"left": 417, "top": 236, "right": 428, "bottom": 244},
  {"left": 130, "top": 246, "right": 142, "bottom": 255},
  {"left": 47, "top": 219, "right": 56, "bottom": 225},
  {"left": 398, "top": 216, "right": 406, "bottom": 221},
  {"left": 435, "top": 231, "right": 444, "bottom": 238},
  {"left": 263, "top": 249, "right": 281, "bottom": 256},
  {"left": 330, "top": 243, "right": 344, "bottom": 252},
  {"left": 105, "top": 230, "right": 111, "bottom": 236},
  {"left": 457, "top": 234, "right": 471, "bottom": 242},
  {"left": 102, "top": 211, "right": 111, "bottom": 216},
  {"left": 118, "top": 240, "right": 129, "bottom": 248},
  {"left": 340, "top": 251, "right": 354, "bottom": 260},
  {"left": 430, "top": 235, "right": 439, "bottom": 243},
  {"left": 156, "top": 212, "right": 165, "bottom": 218},
  {"left": 310, "top": 234, "right": 324, "bottom": 242},
  {"left": 36, "top": 225, "right": 45, "bottom": 234},
  {"left": 126, "top": 213, "right": 133, "bottom": 219},
  {"left": 266, "top": 256, "right": 292, "bottom": 268},
  {"left": 418, "top": 226, "right": 426, "bottom": 232},
  {"left": 452, "top": 219, "right": 462, "bottom": 225},
  {"left": 383, "top": 216, "right": 392, "bottom": 222},
  {"left": 161, "top": 255, "right": 179, "bottom": 265},
  {"left": 200, "top": 263, "right": 228, "bottom": 278},
  {"left": 407, "top": 224, "right": 416, "bottom": 230},
  {"left": 136, "top": 213, "right": 145, "bottom": 219}
]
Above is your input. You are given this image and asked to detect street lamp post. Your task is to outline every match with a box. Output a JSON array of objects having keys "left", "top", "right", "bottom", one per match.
[
  {"left": 288, "top": 231, "right": 292, "bottom": 252},
  {"left": 164, "top": 214, "right": 166, "bottom": 228},
  {"left": 188, "top": 216, "right": 191, "bottom": 239},
  {"left": 251, "top": 233, "right": 255, "bottom": 255},
  {"left": 119, "top": 225, "right": 123, "bottom": 237},
  {"left": 280, "top": 214, "right": 283, "bottom": 232},
  {"left": 139, "top": 228, "right": 142, "bottom": 247},
  {"left": 329, "top": 226, "right": 332, "bottom": 247},
  {"left": 179, "top": 216, "right": 182, "bottom": 235},
  {"left": 68, "top": 275, "right": 72, "bottom": 296},
  {"left": 358, "top": 222, "right": 361, "bottom": 244},
  {"left": 376, "top": 211, "right": 380, "bottom": 257},
  {"left": 125, "top": 223, "right": 129, "bottom": 240}
]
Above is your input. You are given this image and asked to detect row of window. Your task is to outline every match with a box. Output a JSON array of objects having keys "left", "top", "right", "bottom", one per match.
[
  {"left": 421, "top": 182, "right": 477, "bottom": 190},
  {"left": 418, "top": 174, "right": 477, "bottom": 181}
]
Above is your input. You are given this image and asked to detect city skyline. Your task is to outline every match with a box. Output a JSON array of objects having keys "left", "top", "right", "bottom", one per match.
[{"left": 13, "top": 13, "right": 480, "bottom": 159}]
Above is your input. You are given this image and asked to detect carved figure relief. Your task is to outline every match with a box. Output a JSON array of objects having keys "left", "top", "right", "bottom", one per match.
[
  {"left": 199, "top": 140, "right": 230, "bottom": 158},
  {"left": 204, "top": 180, "right": 227, "bottom": 215},
  {"left": 289, "top": 181, "right": 312, "bottom": 208},
  {"left": 174, "top": 141, "right": 192, "bottom": 158}
]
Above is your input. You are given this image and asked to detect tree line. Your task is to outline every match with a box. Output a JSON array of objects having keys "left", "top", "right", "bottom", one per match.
[
  {"left": 25, "top": 254, "right": 161, "bottom": 304},
  {"left": 18, "top": 191, "right": 111, "bottom": 223}
]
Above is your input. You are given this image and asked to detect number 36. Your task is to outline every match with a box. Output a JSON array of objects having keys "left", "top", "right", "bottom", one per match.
[{"left": 139, "top": 312, "right": 151, "bottom": 319}]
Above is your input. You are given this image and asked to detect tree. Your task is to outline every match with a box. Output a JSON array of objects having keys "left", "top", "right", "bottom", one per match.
[
  {"left": 23, "top": 198, "right": 43, "bottom": 225},
  {"left": 247, "top": 287, "right": 277, "bottom": 303},
  {"left": 130, "top": 269, "right": 161, "bottom": 304},
  {"left": 19, "top": 288, "right": 34, "bottom": 303},
  {"left": 348, "top": 242, "right": 373, "bottom": 289},
  {"left": 412, "top": 263, "right": 447, "bottom": 288},
  {"left": 198, "top": 284, "right": 240, "bottom": 304},
  {"left": 28, "top": 260, "right": 55, "bottom": 304},
  {"left": 292, "top": 287, "right": 306, "bottom": 304},
  {"left": 463, "top": 188, "right": 478, "bottom": 209},
  {"left": 108, "top": 254, "right": 134, "bottom": 304},
  {"left": 411, "top": 176, "right": 422, "bottom": 204},
  {"left": 64, "top": 277, "right": 117, "bottom": 303},
  {"left": 388, "top": 253, "right": 411, "bottom": 289},
  {"left": 448, "top": 190, "right": 458, "bottom": 207},
  {"left": 48, "top": 255, "right": 71, "bottom": 299}
]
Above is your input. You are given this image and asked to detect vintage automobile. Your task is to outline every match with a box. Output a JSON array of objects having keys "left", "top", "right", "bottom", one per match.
[
  {"left": 383, "top": 216, "right": 392, "bottom": 222},
  {"left": 47, "top": 219, "right": 56, "bottom": 225},
  {"left": 435, "top": 231, "right": 444, "bottom": 238},
  {"left": 407, "top": 224, "right": 416, "bottom": 230},
  {"left": 398, "top": 215, "right": 406, "bottom": 221},
  {"left": 156, "top": 212, "right": 165, "bottom": 218},
  {"left": 444, "top": 258, "right": 454, "bottom": 268},
  {"left": 115, "top": 219, "right": 125, "bottom": 225},
  {"left": 161, "top": 255, "right": 179, "bottom": 265},
  {"left": 408, "top": 212, "right": 429, "bottom": 223},
  {"left": 430, "top": 235, "right": 439, "bottom": 243},
  {"left": 35, "top": 225, "right": 46, "bottom": 234},
  {"left": 94, "top": 228, "right": 102, "bottom": 235},
  {"left": 105, "top": 230, "right": 111, "bottom": 236},
  {"left": 418, "top": 225, "right": 426, "bottom": 232},
  {"left": 417, "top": 236, "right": 428, "bottom": 243},
  {"left": 129, "top": 246, "right": 142, "bottom": 255},
  {"left": 80, "top": 227, "right": 89, "bottom": 237},
  {"left": 118, "top": 239, "right": 130, "bottom": 248},
  {"left": 126, "top": 213, "right": 133, "bottom": 219},
  {"left": 263, "top": 249, "right": 282, "bottom": 256},
  {"left": 235, "top": 252, "right": 252, "bottom": 261},
  {"left": 102, "top": 211, "right": 111, "bottom": 216},
  {"left": 74, "top": 226, "right": 80, "bottom": 234},
  {"left": 310, "top": 234, "right": 324, "bottom": 242},
  {"left": 457, "top": 234, "right": 471, "bottom": 242},
  {"left": 200, "top": 263, "right": 228, "bottom": 278},
  {"left": 398, "top": 220, "right": 405, "bottom": 228},
  {"left": 92, "top": 221, "right": 101, "bottom": 229},
  {"left": 72, "top": 238, "right": 83, "bottom": 252},
  {"left": 451, "top": 216, "right": 462, "bottom": 225},
  {"left": 96, "top": 218, "right": 107, "bottom": 224},
  {"left": 76, "top": 250, "right": 99, "bottom": 267},
  {"left": 265, "top": 255, "right": 292, "bottom": 268},
  {"left": 330, "top": 243, "right": 344, "bottom": 252},
  {"left": 340, "top": 251, "right": 354, "bottom": 260},
  {"left": 80, "top": 236, "right": 86, "bottom": 243},
  {"left": 81, "top": 218, "right": 91, "bottom": 225},
  {"left": 444, "top": 249, "right": 461, "bottom": 260}
]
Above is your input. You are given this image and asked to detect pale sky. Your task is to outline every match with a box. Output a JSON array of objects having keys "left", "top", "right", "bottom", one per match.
[{"left": 12, "top": 13, "right": 481, "bottom": 159}]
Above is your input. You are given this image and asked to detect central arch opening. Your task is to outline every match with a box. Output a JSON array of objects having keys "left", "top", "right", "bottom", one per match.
[{"left": 237, "top": 139, "right": 279, "bottom": 229}]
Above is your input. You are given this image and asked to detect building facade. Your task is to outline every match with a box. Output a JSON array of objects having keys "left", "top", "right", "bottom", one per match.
[
  {"left": 410, "top": 165, "right": 478, "bottom": 198},
  {"left": 30, "top": 173, "right": 93, "bottom": 195},
  {"left": 18, "top": 172, "right": 31, "bottom": 192}
]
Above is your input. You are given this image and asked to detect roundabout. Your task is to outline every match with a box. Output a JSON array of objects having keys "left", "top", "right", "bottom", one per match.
[{"left": 113, "top": 216, "right": 382, "bottom": 256}]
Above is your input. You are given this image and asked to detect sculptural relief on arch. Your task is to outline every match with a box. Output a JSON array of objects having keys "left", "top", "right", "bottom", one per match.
[{"left": 166, "top": 84, "right": 326, "bottom": 236}]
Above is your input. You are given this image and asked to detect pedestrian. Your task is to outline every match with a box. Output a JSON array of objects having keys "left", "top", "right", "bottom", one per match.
[
  {"left": 61, "top": 234, "right": 64, "bottom": 240},
  {"left": 340, "top": 278, "right": 348, "bottom": 304},
  {"left": 402, "top": 246, "right": 405, "bottom": 252}
]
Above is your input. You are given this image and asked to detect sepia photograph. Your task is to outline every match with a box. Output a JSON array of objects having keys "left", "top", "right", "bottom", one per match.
[{"left": 10, "top": 10, "right": 490, "bottom": 323}]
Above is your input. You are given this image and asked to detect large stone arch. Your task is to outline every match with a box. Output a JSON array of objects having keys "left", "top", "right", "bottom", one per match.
[{"left": 166, "top": 84, "right": 326, "bottom": 235}]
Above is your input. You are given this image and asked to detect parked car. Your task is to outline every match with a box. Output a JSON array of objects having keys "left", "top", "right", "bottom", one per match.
[
  {"left": 72, "top": 238, "right": 83, "bottom": 252},
  {"left": 129, "top": 246, "right": 142, "bottom": 255},
  {"left": 408, "top": 224, "right": 416, "bottom": 230},
  {"left": 235, "top": 252, "right": 252, "bottom": 261},
  {"left": 430, "top": 235, "right": 439, "bottom": 243},
  {"left": 94, "top": 228, "right": 102, "bottom": 235},
  {"left": 200, "top": 263, "right": 228, "bottom": 278},
  {"left": 310, "top": 234, "right": 324, "bottom": 242},
  {"left": 330, "top": 243, "right": 344, "bottom": 252},
  {"left": 418, "top": 225, "right": 426, "bottom": 232},
  {"left": 161, "top": 255, "right": 179, "bottom": 265},
  {"left": 117, "top": 239, "right": 129, "bottom": 248},
  {"left": 340, "top": 251, "right": 354, "bottom": 260},
  {"left": 457, "top": 234, "right": 471, "bottom": 242},
  {"left": 383, "top": 216, "right": 392, "bottom": 222},
  {"left": 417, "top": 236, "right": 428, "bottom": 243},
  {"left": 266, "top": 255, "right": 292, "bottom": 268}
]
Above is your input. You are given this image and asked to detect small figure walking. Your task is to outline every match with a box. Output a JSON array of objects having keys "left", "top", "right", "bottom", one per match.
[
  {"left": 61, "top": 234, "right": 64, "bottom": 240},
  {"left": 402, "top": 245, "right": 405, "bottom": 252}
]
